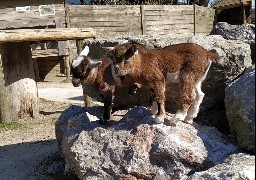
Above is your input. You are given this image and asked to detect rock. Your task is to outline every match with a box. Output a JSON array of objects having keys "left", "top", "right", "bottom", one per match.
[
  {"left": 225, "top": 65, "right": 255, "bottom": 152},
  {"left": 56, "top": 106, "right": 239, "bottom": 179},
  {"left": 84, "top": 35, "right": 252, "bottom": 134},
  {"left": 188, "top": 153, "right": 255, "bottom": 180},
  {"left": 210, "top": 22, "right": 255, "bottom": 63},
  {"left": 47, "top": 161, "right": 65, "bottom": 175}
]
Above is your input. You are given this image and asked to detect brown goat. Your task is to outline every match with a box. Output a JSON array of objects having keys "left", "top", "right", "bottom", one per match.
[
  {"left": 109, "top": 43, "right": 224, "bottom": 125},
  {"left": 71, "top": 43, "right": 153, "bottom": 125}
]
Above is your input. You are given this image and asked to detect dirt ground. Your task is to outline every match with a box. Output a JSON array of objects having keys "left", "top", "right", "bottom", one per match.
[{"left": 0, "top": 69, "right": 84, "bottom": 180}]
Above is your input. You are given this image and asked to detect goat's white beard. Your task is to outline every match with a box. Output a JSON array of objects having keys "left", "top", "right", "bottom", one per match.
[{"left": 111, "top": 64, "right": 122, "bottom": 86}]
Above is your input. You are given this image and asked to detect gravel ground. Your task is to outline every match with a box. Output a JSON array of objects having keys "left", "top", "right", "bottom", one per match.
[{"left": 0, "top": 72, "right": 83, "bottom": 180}]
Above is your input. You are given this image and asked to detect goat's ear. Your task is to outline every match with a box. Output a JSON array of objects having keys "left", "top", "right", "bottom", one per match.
[
  {"left": 125, "top": 45, "right": 138, "bottom": 60},
  {"left": 80, "top": 46, "right": 89, "bottom": 56},
  {"left": 131, "top": 44, "right": 138, "bottom": 54},
  {"left": 89, "top": 59, "right": 102, "bottom": 68}
]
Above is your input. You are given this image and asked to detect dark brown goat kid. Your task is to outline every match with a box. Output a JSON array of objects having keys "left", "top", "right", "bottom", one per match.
[
  {"left": 71, "top": 43, "right": 152, "bottom": 125},
  {"left": 109, "top": 43, "right": 224, "bottom": 125}
]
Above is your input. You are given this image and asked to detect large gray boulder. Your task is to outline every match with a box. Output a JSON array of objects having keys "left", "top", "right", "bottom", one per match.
[
  {"left": 84, "top": 35, "right": 252, "bottom": 133},
  {"left": 210, "top": 22, "right": 255, "bottom": 63},
  {"left": 188, "top": 153, "right": 255, "bottom": 180},
  {"left": 225, "top": 65, "right": 255, "bottom": 152},
  {"left": 56, "top": 105, "right": 239, "bottom": 179}
]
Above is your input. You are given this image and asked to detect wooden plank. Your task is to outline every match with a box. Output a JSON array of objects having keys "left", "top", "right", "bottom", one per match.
[
  {"left": 145, "top": 16, "right": 194, "bottom": 23},
  {"left": 0, "top": 28, "right": 96, "bottom": 43},
  {"left": 145, "top": 26, "right": 194, "bottom": 33},
  {"left": 32, "top": 49, "right": 59, "bottom": 58},
  {"left": 145, "top": 19, "right": 194, "bottom": 25},
  {"left": 143, "top": 5, "right": 192, "bottom": 11}
]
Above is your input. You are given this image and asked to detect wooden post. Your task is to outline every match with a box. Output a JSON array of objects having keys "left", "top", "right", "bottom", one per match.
[
  {"left": 242, "top": 4, "right": 247, "bottom": 24},
  {"left": 193, "top": 4, "right": 197, "bottom": 35},
  {"left": 140, "top": 5, "right": 145, "bottom": 35},
  {"left": 0, "top": 42, "right": 39, "bottom": 122},
  {"left": 33, "top": 58, "right": 41, "bottom": 81},
  {"left": 64, "top": 56, "right": 71, "bottom": 79}
]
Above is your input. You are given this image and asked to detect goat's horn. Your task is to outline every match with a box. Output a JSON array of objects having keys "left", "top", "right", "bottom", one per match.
[{"left": 80, "top": 46, "right": 89, "bottom": 56}]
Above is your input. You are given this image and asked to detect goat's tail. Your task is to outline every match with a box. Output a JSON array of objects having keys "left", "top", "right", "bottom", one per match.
[{"left": 208, "top": 48, "right": 225, "bottom": 65}]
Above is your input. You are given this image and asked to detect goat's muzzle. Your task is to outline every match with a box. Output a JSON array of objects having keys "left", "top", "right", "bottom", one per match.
[
  {"left": 114, "top": 66, "right": 119, "bottom": 74},
  {"left": 72, "top": 78, "right": 82, "bottom": 87}
]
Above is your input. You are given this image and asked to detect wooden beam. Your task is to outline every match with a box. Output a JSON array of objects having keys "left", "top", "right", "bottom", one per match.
[
  {"left": 32, "top": 49, "right": 59, "bottom": 58},
  {"left": 140, "top": 5, "right": 145, "bottom": 35},
  {"left": 0, "top": 28, "right": 96, "bottom": 43}
]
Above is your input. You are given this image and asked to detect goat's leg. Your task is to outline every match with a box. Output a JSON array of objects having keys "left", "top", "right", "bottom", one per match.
[
  {"left": 173, "top": 73, "right": 196, "bottom": 123},
  {"left": 128, "top": 83, "right": 142, "bottom": 95},
  {"left": 184, "top": 63, "right": 212, "bottom": 123},
  {"left": 184, "top": 80, "right": 205, "bottom": 124},
  {"left": 148, "top": 89, "right": 158, "bottom": 115},
  {"left": 152, "top": 84, "right": 166, "bottom": 124},
  {"left": 100, "top": 91, "right": 113, "bottom": 125}
]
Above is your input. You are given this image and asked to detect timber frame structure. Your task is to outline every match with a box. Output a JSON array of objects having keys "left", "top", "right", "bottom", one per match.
[
  {"left": 214, "top": 0, "right": 253, "bottom": 24},
  {"left": 0, "top": 28, "right": 96, "bottom": 123}
]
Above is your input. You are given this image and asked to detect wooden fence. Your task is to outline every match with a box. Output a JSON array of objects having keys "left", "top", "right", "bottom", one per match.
[{"left": 67, "top": 5, "right": 215, "bottom": 37}]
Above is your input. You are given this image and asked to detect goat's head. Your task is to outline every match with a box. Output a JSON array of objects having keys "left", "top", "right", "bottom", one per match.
[
  {"left": 105, "top": 43, "right": 139, "bottom": 76},
  {"left": 71, "top": 46, "right": 102, "bottom": 87}
]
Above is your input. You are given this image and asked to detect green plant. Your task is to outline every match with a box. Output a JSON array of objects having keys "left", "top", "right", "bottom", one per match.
[
  {"left": 60, "top": 78, "right": 71, "bottom": 83},
  {"left": 40, "top": 98, "right": 50, "bottom": 103},
  {"left": 0, "top": 121, "right": 29, "bottom": 131}
]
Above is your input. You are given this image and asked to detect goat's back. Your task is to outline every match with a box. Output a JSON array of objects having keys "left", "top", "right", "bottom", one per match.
[{"left": 137, "top": 43, "right": 218, "bottom": 73}]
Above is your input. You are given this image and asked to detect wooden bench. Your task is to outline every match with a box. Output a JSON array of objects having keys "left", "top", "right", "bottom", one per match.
[{"left": 0, "top": 28, "right": 96, "bottom": 122}]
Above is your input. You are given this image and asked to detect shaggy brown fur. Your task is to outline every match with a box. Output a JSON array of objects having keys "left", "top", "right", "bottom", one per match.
[
  {"left": 110, "top": 43, "right": 224, "bottom": 124},
  {"left": 71, "top": 43, "right": 153, "bottom": 125}
]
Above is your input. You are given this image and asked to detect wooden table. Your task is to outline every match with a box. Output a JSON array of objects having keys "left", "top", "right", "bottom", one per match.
[{"left": 0, "top": 28, "right": 96, "bottom": 123}]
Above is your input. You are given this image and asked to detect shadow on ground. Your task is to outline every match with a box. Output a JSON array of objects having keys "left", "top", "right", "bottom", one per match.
[{"left": 0, "top": 140, "right": 61, "bottom": 180}]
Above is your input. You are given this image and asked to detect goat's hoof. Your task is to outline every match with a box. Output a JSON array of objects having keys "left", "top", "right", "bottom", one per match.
[
  {"left": 99, "top": 119, "right": 107, "bottom": 125},
  {"left": 154, "top": 115, "right": 164, "bottom": 124},
  {"left": 184, "top": 119, "right": 193, "bottom": 124},
  {"left": 166, "top": 118, "right": 179, "bottom": 126}
]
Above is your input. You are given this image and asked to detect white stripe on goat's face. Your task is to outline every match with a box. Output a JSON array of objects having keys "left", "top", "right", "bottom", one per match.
[{"left": 72, "top": 46, "right": 90, "bottom": 68}]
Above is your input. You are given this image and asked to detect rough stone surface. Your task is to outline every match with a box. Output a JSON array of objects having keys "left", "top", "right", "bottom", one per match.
[
  {"left": 225, "top": 65, "right": 255, "bottom": 152},
  {"left": 56, "top": 105, "right": 239, "bottom": 179},
  {"left": 210, "top": 22, "right": 255, "bottom": 63},
  {"left": 84, "top": 35, "right": 252, "bottom": 133},
  {"left": 188, "top": 153, "right": 255, "bottom": 180}
]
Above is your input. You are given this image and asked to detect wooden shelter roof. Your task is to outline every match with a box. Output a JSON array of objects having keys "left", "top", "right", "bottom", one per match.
[{"left": 214, "top": 0, "right": 251, "bottom": 10}]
